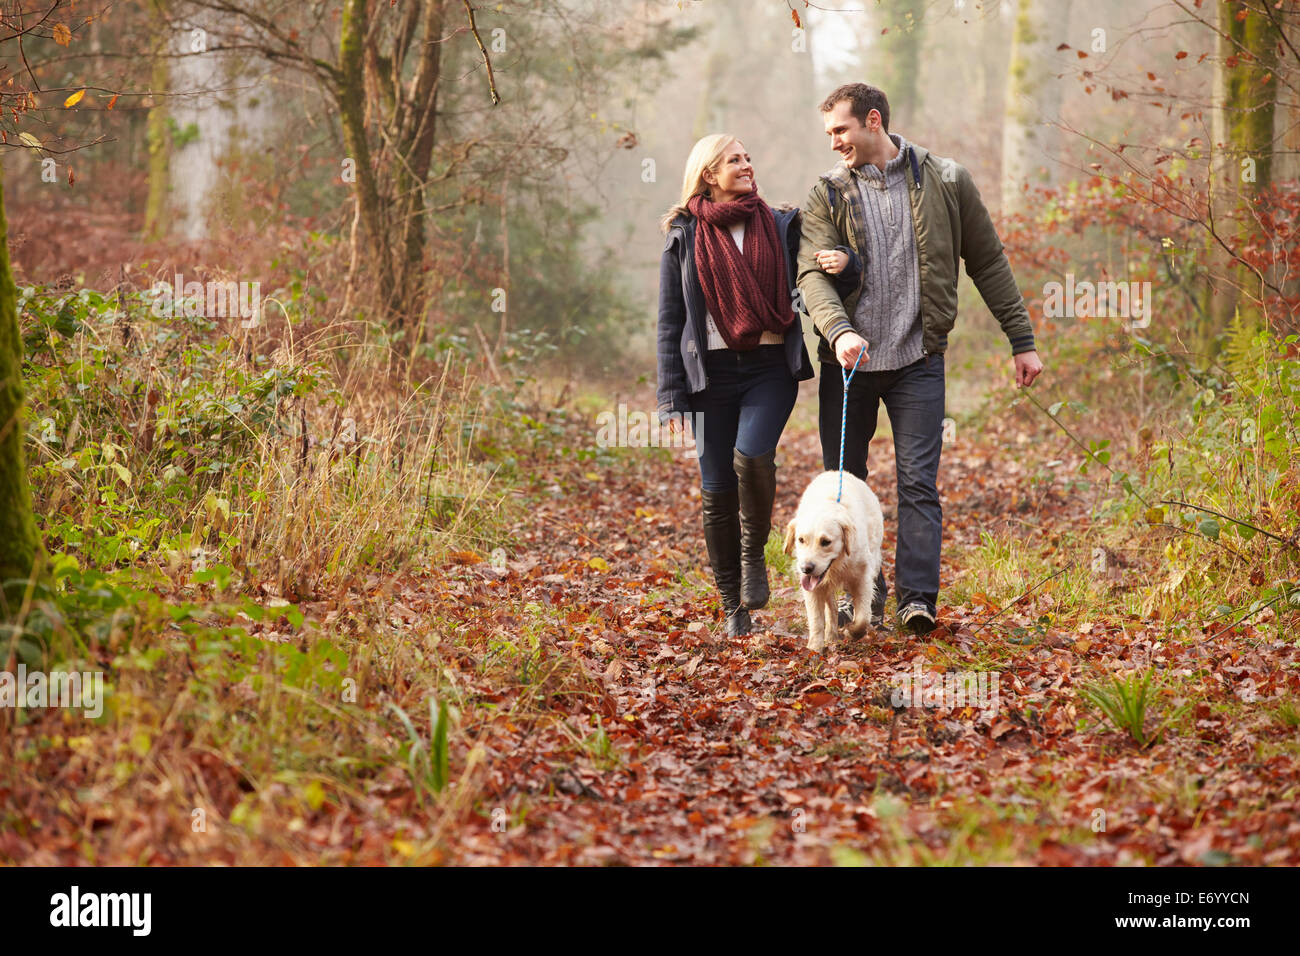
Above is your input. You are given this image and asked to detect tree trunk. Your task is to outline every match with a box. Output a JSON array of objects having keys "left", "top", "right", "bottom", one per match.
[
  {"left": 1272, "top": 10, "right": 1300, "bottom": 185},
  {"left": 1270, "top": 7, "right": 1300, "bottom": 322},
  {"left": 1204, "top": 0, "right": 1282, "bottom": 340},
  {"left": 873, "top": 0, "right": 925, "bottom": 126},
  {"left": 1002, "top": 0, "right": 1074, "bottom": 217},
  {"left": 0, "top": 161, "right": 44, "bottom": 597},
  {"left": 391, "top": 0, "right": 447, "bottom": 335},
  {"left": 981, "top": 8, "right": 1010, "bottom": 213},
  {"left": 337, "top": 0, "right": 396, "bottom": 323},
  {"left": 143, "top": 0, "right": 172, "bottom": 241},
  {"left": 338, "top": 0, "right": 447, "bottom": 333},
  {"left": 166, "top": 10, "right": 281, "bottom": 240}
]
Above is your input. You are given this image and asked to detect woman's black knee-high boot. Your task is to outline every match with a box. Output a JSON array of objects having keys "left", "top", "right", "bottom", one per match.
[
  {"left": 700, "top": 488, "right": 751, "bottom": 637},
  {"left": 734, "top": 448, "right": 776, "bottom": 610}
]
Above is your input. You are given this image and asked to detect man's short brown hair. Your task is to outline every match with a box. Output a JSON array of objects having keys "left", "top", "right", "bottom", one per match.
[{"left": 819, "top": 83, "right": 890, "bottom": 134}]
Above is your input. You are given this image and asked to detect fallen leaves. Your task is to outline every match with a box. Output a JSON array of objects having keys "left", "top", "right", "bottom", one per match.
[{"left": 7, "top": 386, "right": 1298, "bottom": 868}]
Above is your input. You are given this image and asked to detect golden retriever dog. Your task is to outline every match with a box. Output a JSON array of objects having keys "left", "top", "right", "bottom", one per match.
[{"left": 783, "top": 470, "right": 884, "bottom": 652}]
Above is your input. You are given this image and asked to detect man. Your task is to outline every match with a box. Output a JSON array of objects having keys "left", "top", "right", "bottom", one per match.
[{"left": 797, "top": 83, "right": 1044, "bottom": 636}]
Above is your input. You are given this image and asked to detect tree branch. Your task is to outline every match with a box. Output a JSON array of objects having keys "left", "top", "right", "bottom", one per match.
[{"left": 461, "top": 0, "right": 499, "bottom": 105}]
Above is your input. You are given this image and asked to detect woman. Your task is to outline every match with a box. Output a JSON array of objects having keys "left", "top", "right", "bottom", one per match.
[{"left": 657, "top": 135, "right": 853, "bottom": 638}]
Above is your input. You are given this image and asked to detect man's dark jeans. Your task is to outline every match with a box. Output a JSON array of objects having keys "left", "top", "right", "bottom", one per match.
[{"left": 818, "top": 354, "right": 944, "bottom": 616}]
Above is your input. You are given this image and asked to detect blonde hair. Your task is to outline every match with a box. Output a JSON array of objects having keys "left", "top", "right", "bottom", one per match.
[{"left": 659, "top": 133, "right": 749, "bottom": 233}]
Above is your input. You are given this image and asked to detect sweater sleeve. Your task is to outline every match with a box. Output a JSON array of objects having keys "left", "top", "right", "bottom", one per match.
[{"left": 830, "top": 244, "right": 861, "bottom": 298}]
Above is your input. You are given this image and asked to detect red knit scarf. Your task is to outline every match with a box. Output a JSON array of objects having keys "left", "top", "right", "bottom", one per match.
[{"left": 688, "top": 190, "right": 794, "bottom": 350}]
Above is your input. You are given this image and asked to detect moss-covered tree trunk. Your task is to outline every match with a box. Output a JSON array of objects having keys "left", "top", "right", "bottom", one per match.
[
  {"left": 143, "top": 0, "right": 172, "bottom": 241},
  {"left": 1002, "top": 0, "right": 1073, "bottom": 218},
  {"left": 338, "top": 0, "right": 396, "bottom": 323},
  {"left": 338, "top": 0, "right": 448, "bottom": 335},
  {"left": 1204, "top": 0, "right": 1282, "bottom": 344},
  {"left": 0, "top": 161, "right": 43, "bottom": 595}
]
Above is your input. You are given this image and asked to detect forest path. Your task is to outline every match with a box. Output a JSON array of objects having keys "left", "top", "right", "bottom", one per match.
[{"left": 426, "top": 390, "right": 1298, "bottom": 865}]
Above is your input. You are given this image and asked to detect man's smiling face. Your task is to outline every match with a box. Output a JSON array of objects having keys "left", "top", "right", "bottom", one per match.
[{"left": 823, "top": 100, "right": 875, "bottom": 169}]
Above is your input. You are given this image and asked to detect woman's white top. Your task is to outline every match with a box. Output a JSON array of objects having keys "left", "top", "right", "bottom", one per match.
[{"left": 704, "top": 222, "right": 785, "bottom": 350}]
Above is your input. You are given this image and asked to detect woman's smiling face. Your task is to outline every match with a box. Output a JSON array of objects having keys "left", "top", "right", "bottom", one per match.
[{"left": 705, "top": 140, "right": 754, "bottom": 201}]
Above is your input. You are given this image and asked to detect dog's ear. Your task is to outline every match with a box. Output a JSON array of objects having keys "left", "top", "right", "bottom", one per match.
[
  {"left": 840, "top": 518, "right": 854, "bottom": 558},
  {"left": 783, "top": 519, "right": 797, "bottom": 556}
]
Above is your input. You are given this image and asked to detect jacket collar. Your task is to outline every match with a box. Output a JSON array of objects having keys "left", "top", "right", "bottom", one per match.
[
  {"left": 822, "top": 134, "right": 931, "bottom": 191},
  {"left": 664, "top": 212, "right": 695, "bottom": 249}
]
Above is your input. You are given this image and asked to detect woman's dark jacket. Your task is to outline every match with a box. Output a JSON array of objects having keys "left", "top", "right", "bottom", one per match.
[{"left": 656, "top": 204, "right": 858, "bottom": 421}]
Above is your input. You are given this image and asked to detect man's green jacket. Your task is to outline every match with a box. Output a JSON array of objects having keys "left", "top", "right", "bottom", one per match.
[{"left": 797, "top": 141, "right": 1036, "bottom": 366}]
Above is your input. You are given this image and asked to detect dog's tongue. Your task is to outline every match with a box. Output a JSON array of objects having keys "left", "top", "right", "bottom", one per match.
[{"left": 800, "top": 573, "right": 818, "bottom": 592}]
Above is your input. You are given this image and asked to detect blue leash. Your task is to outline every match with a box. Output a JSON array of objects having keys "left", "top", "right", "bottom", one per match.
[{"left": 837, "top": 348, "right": 864, "bottom": 502}]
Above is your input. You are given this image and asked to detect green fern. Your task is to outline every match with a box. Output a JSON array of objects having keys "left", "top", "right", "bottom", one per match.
[{"left": 1221, "top": 309, "right": 1266, "bottom": 391}]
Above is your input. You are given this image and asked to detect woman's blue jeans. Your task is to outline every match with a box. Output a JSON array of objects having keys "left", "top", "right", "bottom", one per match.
[{"left": 689, "top": 345, "right": 798, "bottom": 492}]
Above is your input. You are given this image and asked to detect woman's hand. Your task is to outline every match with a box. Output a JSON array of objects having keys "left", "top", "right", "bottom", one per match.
[{"left": 815, "top": 249, "right": 848, "bottom": 275}]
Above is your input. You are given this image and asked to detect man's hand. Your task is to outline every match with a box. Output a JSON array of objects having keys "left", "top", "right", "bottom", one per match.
[
  {"left": 835, "top": 331, "right": 869, "bottom": 370},
  {"left": 1014, "top": 350, "right": 1044, "bottom": 388}
]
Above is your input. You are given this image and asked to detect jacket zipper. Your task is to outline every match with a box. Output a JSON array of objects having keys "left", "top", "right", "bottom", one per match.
[{"left": 908, "top": 161, "right": 927, "bottom": 356}]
